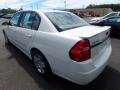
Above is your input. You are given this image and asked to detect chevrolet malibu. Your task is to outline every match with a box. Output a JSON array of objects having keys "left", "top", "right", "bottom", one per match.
[{"left": 2, "top": 10, "right": 112, "bottom": 85}]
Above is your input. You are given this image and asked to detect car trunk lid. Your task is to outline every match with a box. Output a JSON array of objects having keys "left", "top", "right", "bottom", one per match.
[{"left": 60, "top": 25, "right": 111, "bottom": 61}]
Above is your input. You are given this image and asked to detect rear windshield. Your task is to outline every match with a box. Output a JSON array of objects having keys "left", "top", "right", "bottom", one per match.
[
  {"left": 103, "top": 13, "right": 118, "bottom": 19},
  {"left": 45, "top": 12, "right": 89, "bottom": 32}
]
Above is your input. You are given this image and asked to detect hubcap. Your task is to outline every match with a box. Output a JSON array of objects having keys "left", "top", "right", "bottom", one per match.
[{"left": 34, "top": 54, "right": 46, "bottom": 74}]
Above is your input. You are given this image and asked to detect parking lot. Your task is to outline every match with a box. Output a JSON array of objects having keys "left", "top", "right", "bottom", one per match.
[{"left": 0, "top": 18, "right": 120, "bottom": 90}]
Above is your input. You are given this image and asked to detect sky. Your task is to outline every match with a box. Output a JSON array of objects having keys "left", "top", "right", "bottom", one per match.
[{"left": 0, "top": 0, "right": 120, "bottom": 10}]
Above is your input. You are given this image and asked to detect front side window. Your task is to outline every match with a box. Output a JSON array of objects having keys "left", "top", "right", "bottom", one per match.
[
  {"left": 45, "top": 12, "right": 89, "bottom": 31},
  {"left": 10, "top": 12, "right": 21, "bottom": 26},
  {"left": 108, "top": 17, "right": 120, "bottom": 23}
]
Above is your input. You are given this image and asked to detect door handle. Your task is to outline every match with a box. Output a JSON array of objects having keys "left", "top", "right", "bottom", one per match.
[
  {"left": 13, "top": 30, "right": 16, "bottom": 32},
  {"left": 25, "top": 34, "right": 32, "bottom": 38}
]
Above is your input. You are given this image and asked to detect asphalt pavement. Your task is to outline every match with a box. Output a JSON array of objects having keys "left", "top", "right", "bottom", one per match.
[{"left": 0, "top": 18, "right": 120, "bottom": 90}]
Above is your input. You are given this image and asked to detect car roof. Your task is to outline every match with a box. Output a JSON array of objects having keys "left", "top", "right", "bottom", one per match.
[
  {"left": 17, "top": 9, "right": 68, "bottom": 14},
  {"left": 38, "top": 9, "right": 66, "bottom": 13},
  {"left": 108, "top": 16, "right": 120, "bottom": 18},
  {"left": 110, "top": 12, "right": 120, "bottom": 13}
]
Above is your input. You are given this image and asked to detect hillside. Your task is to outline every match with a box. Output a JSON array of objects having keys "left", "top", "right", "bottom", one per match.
[{"left": 87, "top": 4, "right": 120, "bottom": 11}]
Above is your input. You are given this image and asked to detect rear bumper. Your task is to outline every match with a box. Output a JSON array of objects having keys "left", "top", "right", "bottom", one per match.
[
  {"left": 69, "top": 58, "right": 109, "bottom": 85},
  {"left": 64, "top": 40, "right": 112, "bottom": 85}
]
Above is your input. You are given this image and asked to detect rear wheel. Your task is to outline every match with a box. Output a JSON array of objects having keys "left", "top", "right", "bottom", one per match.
[{"left": 32, "top": 50, "right": 52, "bottom": 76}]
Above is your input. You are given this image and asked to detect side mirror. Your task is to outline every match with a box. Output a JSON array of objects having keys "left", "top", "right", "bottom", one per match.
[
  {"left": 99, "top": 19, "right": 107, "bottom": 26},
  {"left": 2, "top": 22, "right": 9, "bottom": 25},
  {"left": 102, "top": 19, "right": 107, "bottom": 22},
  {"left": 98, "top": 20, "right": 104, "bottom": 26}
]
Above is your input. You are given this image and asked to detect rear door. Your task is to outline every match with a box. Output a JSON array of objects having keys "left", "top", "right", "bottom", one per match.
[
  {"left": 15, "top": 11, "right": 41, "bottom": 54},
  {"left": 103, "top": 17, "right": 120, "bottom": 34}
]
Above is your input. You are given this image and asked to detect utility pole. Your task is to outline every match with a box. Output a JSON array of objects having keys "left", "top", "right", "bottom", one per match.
[
  {"left": 4, "top": 2, "right": 8, "bottom": 9},
  {"left": 64, "top": 0, "right": 67, "bottom": 9},
  {"left": 30, "top": 5, "right": 33, "bottom": 10},
  {"left": 36, "top": 3, "right": 38, "bottom": 9},
  {"left": 82, "top": 5, "right": 85, "bottom": 9},
  {"left": 20, "top": 0, "right": 23, "bottom": 10}
]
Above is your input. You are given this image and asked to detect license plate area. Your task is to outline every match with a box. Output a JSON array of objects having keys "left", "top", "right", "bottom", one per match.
[{"left": 91, "top": 39, "right": 108, "bottom": 60}]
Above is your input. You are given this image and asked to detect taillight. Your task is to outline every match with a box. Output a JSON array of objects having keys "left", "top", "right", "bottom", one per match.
[{"left": 69, "top": 39, "right": 91, "bottom": 62}]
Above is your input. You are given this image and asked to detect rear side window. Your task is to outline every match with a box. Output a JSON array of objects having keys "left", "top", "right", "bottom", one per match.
[
  {"left": 31, "top": 13, "right": 41, "bottom": 30},
  {"left": 19, "top": 12, "right": 40, "bottom": 30},
  {"left": 108, "top": 17, "right": 120, "bottom": 23},
  {"left": 10, "top": 12, "right": 22, "bottom": 26},
  {"left": 119, "top": 13, "right": 120, "bottom": 16}
]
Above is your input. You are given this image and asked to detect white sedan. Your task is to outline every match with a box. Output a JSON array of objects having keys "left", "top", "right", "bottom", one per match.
[{"left": 2, "top": 10, "right": 112, "bottom": 85}]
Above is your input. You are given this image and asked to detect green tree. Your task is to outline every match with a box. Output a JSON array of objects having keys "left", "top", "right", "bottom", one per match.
[{"left": 87, "top": 4, "right": 120, "bottom": 11}]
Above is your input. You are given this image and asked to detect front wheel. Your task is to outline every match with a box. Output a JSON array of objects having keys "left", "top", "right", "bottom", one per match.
[
  {"left": 3, "top": 32, "right": 10, "bottom": 45},
  {"left": 32, "top": 51, "right": 52, "bottom": 76}
]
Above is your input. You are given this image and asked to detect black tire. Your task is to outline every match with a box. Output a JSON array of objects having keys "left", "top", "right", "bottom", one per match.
[
  {"left": 32, "top": 50, "right": 52, "bottom": 76},
  {"left": 3, "top": 32, "right": 10, "bottom": 45}
]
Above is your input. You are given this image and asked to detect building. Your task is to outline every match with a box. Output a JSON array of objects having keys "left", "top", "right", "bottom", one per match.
[{"left": 64, "top": 8, "right": 113, "bottom": 17}]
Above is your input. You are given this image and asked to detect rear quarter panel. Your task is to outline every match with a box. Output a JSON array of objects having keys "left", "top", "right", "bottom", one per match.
[{"left": 31, "top": 31, "right": 80, "bottom": 74}]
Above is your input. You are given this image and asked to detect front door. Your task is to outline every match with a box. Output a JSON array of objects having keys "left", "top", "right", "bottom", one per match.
[
  {"left": 7, "top": 12, "right": 22, "bottom": 43},
  {"left": 15, "top": 11, "right": 41, "bottom": 54}
]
